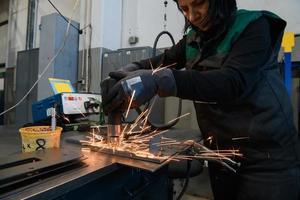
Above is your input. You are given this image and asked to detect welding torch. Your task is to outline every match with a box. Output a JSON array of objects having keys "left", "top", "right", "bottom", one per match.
[
  {"left": 101, "top": 71, "right": 148, "bottom": 146},
  {"left": 107, "top": 111, "right": 122, "bottom": 146},
  {"left": 105, "top": 76, "right": 142, "bottom": 146},
  {"left": 101, "top": 76, "right": 127, "bottom": 146}
]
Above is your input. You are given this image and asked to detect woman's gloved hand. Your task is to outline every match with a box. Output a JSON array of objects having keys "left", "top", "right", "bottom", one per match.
[
  {"left": 100, "top": 64, "right": 137, "bottom": 109},
  {"left": 120, "top": 63, "right": 141, "bottom": 72},
  {"left": 100, "top": 77, "right": 118, "bottom": 113},
  {"left": 101, "top": 68, "right": 177, "bottom": 113},
  {"left": 101, "top": 63, "right": 140, "bottom": 86}
]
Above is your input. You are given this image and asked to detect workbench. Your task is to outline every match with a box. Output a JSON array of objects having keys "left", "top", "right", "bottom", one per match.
[{"left": 0, "top": 125, "right": 201, "bottom": 200}]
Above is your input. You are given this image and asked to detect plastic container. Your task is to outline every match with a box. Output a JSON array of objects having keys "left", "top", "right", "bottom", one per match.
[{"left": 19, "top": 126, "right": 62, "bottom": 152}]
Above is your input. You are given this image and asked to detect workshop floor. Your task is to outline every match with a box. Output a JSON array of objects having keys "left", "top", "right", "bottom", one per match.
[{"left": 182, "top": 167, "right": 213, "bottom": 200}]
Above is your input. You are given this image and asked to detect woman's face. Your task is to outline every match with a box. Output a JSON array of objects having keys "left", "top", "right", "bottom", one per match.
[{"left": 177, "top": 0, "right": 210, "bottom": 31}]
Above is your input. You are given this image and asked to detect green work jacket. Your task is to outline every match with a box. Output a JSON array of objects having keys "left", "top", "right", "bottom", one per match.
[{"left": 186, "top": 10, "right": 300, "bottom": 170}]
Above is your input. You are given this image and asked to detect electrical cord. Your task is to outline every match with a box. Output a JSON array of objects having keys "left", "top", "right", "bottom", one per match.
[
  {"left": 176, "top": 160, "right": 191, "bottom": 200},
  {"left": 0, "top": 0, "right": 80, "bottom": 117}
]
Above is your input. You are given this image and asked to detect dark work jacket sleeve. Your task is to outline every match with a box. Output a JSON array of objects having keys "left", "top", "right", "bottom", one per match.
[
  {"left": 134, "top": 36, "right": 187, "bottom": 70},
  {"left": 172, "top": 17, "right": 272, "bottom": 103}
]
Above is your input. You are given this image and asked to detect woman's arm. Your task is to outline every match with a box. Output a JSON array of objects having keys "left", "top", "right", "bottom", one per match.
[{"left": 172, "top": 17, "right": 272, "bottom": 103}]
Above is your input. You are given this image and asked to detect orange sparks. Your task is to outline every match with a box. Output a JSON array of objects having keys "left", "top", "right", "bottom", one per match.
[{"left": 125, "top": 90, "right": 136, "bottom": 119}]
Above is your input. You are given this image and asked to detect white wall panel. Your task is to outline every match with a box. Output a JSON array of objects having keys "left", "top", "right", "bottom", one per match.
[
  {"left": 122, "top": 0, "right": 185, "bottom": 48},
  {"left": 121, "top": 0, "right": 138, "bottom": 48},
  {"left": 121, "top": 0, "right": 300, "bottom": 49},
  {"left": 237, "top": 0, "right": 300, "bottom": 33},
  {"left": 99, "top": 0, "right": 122, "bottom": 50},
  {"left": 0, "top": 24, "right": 8, "bottom": 64},
  {"left": 89, "top": 0, "right": 102, "bottom": 48},
  {"left": 79, "top": 0, "right": 122, "bottom": 50}
]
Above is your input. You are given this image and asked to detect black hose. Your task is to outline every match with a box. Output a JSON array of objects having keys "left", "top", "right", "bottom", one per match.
[
  {"left": 152, "top": 31, "right": 175, "bottom": 57},
  {"left": 146, "top": 31, "right": 183, "bottom": 130},
  {"left": 176, "top": 160, "right": 192, "bottom": 200}
]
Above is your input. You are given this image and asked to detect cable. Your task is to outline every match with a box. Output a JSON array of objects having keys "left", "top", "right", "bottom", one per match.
[
  {"left": 176, "top": 160, "right": 191, "bottom": 200},
  {"left": 152, "top": 31, "right": 175, "bottom": 57},
  {"left": 47, "top": 0, "right": 83, "bottom": 34},
  {"left": 0, "top": 0, "right": 80, "bottom": 117}
]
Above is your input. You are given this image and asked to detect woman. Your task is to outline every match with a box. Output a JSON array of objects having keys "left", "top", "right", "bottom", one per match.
[{"left": 101, "top": 0, "right": 300, "bottom": 199}]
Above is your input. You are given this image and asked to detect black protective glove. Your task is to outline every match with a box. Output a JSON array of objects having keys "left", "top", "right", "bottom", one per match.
[
  {"left": 100, "top": 77, "right": 118, "bottom": 113},
  {"left": 101, "top": 68, "right": 177, "bottom": 113},
  {"left": 100, "top": 63, "right": 137, "bottom": 107},
  {"left": 108, "top": 63, "right": 140, "bottom": 80},
  {"left": 120, "top": 63, "right": 141, "bottom": 72},
  {"left": 100, "top": 63, "right": 140, "bottom": 95}
]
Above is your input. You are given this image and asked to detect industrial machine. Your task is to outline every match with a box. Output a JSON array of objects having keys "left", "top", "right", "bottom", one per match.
[{"left": 31, "top": 92, "right": 102, "bottom": 129}]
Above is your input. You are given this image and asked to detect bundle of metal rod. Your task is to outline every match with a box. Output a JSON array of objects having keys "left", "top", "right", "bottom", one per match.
[
  {"left": 81, "top": 123, "right": 242, "bottom": 170},
  {"left": 166, "top": 140, "right": 242, "bottom": 172}
]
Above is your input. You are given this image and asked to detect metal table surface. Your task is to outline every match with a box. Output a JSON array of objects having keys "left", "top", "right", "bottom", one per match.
[{"left": 0, "top": 125, "right": 201, "bottom": 200}]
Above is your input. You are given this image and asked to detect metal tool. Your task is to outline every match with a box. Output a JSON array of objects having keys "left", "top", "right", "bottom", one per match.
[{"left": 107, "top": 111, "right": 122, "bottom": 146}]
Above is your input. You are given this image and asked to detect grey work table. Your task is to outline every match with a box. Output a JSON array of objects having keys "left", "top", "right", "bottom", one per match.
[{"left": 0, "top": 125, "right": 201, "bottom": 200}]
